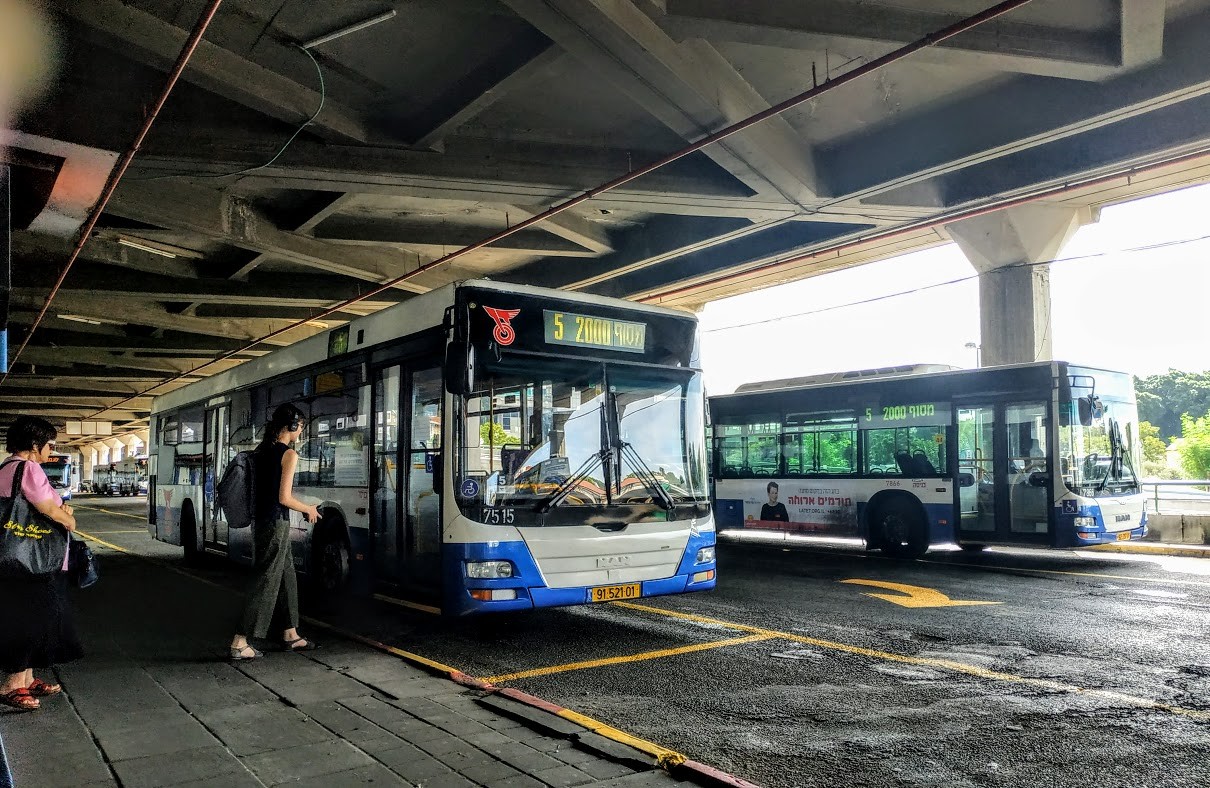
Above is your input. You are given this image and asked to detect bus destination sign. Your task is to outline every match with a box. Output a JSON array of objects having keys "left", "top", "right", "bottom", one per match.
[
  {"left": 543, "top": 309, "right": 646, "bottom": 354},
  {"left": 859, "top": 401, "right": 950, "bottom": 428}
]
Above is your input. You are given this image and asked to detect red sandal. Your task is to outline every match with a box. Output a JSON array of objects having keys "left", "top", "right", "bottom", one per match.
[
  {"left": 1, "top": 688, "right": 40, "bottom": 711},
  {"left": 27, "top": 678, "right": 61, "bottom": 697}
]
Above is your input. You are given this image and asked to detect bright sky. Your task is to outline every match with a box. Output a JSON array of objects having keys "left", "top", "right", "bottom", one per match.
[{"left": 699, "top": 182, "right": 1210, "bottom": 396}]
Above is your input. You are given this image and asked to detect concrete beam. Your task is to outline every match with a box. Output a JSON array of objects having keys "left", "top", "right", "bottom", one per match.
[
  {"left": 411, "top": 40, "right": 565, "bottom": 149},
  {"left": 662, "top": 0, "right": 1123, "bottom": 81},
  {"left": 106, "top": 181, "right": 430, "bottom": 292},
  {"left": 60, "top": 0, "right": 372, "bottom": 144},
  {"left": 501, "top": 0, "right": 819, "bottom": 203},
  {"left": 819, "top": 8, "right": 1210, "bottom": 203},
  {"left": 312, "top": 218, "right": 599, "bottom": 257},
  {"left": 946, "top": 205, "right": 1092, "bottom": 367}
]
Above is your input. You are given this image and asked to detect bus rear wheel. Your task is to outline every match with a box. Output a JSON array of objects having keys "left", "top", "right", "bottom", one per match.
[{"left": 876, "top": 499, "right": 928, "bottom": 559}]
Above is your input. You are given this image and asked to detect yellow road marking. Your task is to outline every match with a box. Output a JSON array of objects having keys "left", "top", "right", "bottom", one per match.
[
  {"left": 917, "top": 558, "right": 1210, "bottom": 588},
  {"left": 484, "top": 633, "right": 776, "bottom": 683},
  {"left": 614, "top": 601, "right": 1210, "bottom": 721},
  {"left": 840, "top": 579, "right": 1001, "bottom": 608},
  {"left": 372, "top": 593, "right": 442, "bottom": 616},
  {"left": 76, "top": 505, "right": 146, "bottom": 521}
]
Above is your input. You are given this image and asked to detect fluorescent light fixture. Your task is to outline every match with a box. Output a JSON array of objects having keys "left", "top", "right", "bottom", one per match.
[
  {"left": 117, "top": 237, "right": 177, "bottom": 258},
  {"left": 58, "top": 314, "right": 126, "bottom": 326},
  {"left": 301, "top": 9, "right": 397, "bottom": 49}
]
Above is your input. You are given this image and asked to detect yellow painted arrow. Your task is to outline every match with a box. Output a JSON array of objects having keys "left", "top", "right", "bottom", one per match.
[{"left": 840, "top": 579, "right": 1001, "bottom": 608}]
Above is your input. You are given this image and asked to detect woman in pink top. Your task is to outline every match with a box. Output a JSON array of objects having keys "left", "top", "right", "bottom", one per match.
[{"left": 0, "top": 416, "right": 82, "bottom": 712}]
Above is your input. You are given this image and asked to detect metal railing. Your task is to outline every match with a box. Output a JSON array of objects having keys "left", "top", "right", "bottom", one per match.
[{"left": 1140, "top": 480, "right": 1210, "bottom": 515}]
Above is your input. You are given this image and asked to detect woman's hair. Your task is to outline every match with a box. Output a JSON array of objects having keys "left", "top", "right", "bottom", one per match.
[
  {"left": 258, "top": 404, "right": 306, "bottom": 450},
  {"left": 6, "top": 415, "right": 57, "bottom": 454}
]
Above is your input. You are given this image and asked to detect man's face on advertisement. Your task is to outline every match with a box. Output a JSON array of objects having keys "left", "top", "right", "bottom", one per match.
[{"left": 767, "top": 485, "right": 778, "bottom": 505}]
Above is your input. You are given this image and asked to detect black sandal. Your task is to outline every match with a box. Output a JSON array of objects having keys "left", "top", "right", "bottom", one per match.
[
  {"left": 229, "top": 645, "right": 263, "bottom": 662},
  {"left": 283, "top": 637, "right": 319, "bottom": 652}
]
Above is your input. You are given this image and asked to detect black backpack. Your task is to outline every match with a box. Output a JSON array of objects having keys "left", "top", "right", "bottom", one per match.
[{"left": 216, "top": 450, "right": 257, "bottom": 529}]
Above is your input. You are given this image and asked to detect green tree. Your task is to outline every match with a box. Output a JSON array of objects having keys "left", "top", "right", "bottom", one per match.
[
  {"left": 1134, "top": 369, "right": 1210, "bottom": 441},
  {"left": 479, "top": 421, "right": 519, "bottom": 447},
  {"left": 1177, "top": 413, "right": 1210, "bottom": 479},
  {"left": 1138, "top": 421, "right": 1167, "bottom": 464}
]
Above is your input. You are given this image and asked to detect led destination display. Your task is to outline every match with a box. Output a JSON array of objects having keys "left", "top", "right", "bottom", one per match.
[{"left": 543, "top": 309, "right": 646, "bottom": 354}]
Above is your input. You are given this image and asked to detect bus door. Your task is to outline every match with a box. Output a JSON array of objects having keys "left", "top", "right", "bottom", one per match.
[
  {"left": 372, "top": 363, "right": 443, "bottom": 600},
  {"left": 956, "top": 400, "right": 1051, "bottom": 545},
  {"left": 202, "top": 405, "right": 231, "bottom": 551}
]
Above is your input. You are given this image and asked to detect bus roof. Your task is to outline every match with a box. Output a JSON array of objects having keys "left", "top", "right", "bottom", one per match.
[
  {"left": 713, "top": 360, "right": 1132, "bottom": 402},
  {"left": 151, "top": 279, "right": 694, "bottom": 415}
]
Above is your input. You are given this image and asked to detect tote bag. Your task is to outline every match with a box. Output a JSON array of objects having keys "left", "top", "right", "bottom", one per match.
[{"left": 0, "top": 459, "right": 70, "bottom": 578}]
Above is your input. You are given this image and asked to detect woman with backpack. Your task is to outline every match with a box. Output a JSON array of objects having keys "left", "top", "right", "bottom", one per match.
[{"left": 228, "top": 404, "right": 322, "bottom": 661}]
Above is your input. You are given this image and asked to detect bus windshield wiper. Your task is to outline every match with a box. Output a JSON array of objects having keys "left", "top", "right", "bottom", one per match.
[
  {"left": 617, "top": 440, "right": 676, "bottom": 512},
  {"left": 534, "top": 449, "right": 609, "bottom": 512}
]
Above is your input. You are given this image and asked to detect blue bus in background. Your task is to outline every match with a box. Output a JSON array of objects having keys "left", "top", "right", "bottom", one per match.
[{"left": 709, "top": 361, "right": 1148, "bottom": 558}]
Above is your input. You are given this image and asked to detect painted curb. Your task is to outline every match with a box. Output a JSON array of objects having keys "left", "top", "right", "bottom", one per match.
[{"left": 1086, "top": 542, "right": 1210, "bottom": 558}]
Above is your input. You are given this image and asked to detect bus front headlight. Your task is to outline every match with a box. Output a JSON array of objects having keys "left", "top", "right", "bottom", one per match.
[
  {"left": 466, "top": 561, "right": 514, "bottom": 579},
  {"left": 1074, "top": 516, "right": 1097, "bottom": 529},
  {"left": 696, "top": 546, "right": 716, "bottom": 564}
]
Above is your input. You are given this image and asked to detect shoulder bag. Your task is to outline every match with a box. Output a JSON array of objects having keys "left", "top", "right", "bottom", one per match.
[{"left": 0, "top": 459, "right": 70, "bottom": 579}]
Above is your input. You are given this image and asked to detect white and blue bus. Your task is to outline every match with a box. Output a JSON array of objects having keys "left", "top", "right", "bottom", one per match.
[
  {"left": 147, "top": 280, "right": 716, "bottom": 614},
  {"left": 41, "top": 452, "right": 75, "bottom": 501},
  {"left": 709, "top": 362, "right": 1147, "bottom": 557}
]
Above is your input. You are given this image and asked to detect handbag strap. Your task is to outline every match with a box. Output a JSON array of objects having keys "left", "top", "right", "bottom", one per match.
[{"left": 0, "top": 457, "right": 26, "bottom": 500}]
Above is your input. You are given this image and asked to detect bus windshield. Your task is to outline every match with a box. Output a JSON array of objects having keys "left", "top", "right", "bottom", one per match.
[
  {"left": 458, "top": 357, "right": 707, "bottom": 517},
  {"left": 1060, "top": 395, "right": 1140, "bottom": 496}
]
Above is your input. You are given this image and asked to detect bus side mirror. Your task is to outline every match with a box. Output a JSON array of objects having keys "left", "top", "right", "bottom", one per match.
[
  {"left": 444, "top": 342, "right": 475, "bottom": 395},
  {"left": 958, "top": 472, "right": 975, "bottom": 488},
  {"left": 1028, "top": 472, "right": 1050, "bottom": 488}
]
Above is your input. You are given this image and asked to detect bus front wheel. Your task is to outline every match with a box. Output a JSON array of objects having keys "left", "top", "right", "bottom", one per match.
[
  {"left": 310, "top": 523, "right": 350, "bottom": 597},
  {"left": 875, "top": 499, "right": 928, "bottom": 559}
]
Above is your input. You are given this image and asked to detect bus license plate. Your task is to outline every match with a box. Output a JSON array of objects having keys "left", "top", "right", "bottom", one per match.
[
  {"left": 590, "top": 583, "right": 641, "bottom": 603},
  {"left": 1116, "top": 531, "right": 1131, "bottom": 541}
]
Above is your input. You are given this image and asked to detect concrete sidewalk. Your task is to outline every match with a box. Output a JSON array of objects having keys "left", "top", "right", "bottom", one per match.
[
  {"left": 1085, "top": 540, "right": 1210, "bottom": 558},
  {"left": 0, "top": 546, "right": 748, "bottom": 787}
]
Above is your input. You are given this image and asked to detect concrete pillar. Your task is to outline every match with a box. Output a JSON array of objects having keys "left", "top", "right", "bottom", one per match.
[{"left": 946, "top": 204, "right": 1094, "bottom": 367}]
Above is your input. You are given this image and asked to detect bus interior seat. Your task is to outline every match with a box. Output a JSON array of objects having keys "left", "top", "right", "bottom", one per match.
[
  {"left": 912, "top": 451, "right": 936, "bottom": 475},
  {"left": 894, "top": 450, "right": 914, "bottom": 475}
]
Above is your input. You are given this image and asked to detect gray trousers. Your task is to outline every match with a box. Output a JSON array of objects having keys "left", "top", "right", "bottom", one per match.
[{"left": 240, "top": 516, "right": 299, "bottom": 638}]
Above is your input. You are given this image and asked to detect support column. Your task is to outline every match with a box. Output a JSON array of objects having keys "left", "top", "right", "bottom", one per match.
[{"left": 946, "top": 204, "right": 1094, "bottom": 367}]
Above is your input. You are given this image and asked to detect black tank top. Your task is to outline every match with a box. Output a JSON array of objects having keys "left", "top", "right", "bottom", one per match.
[{"left": 254, "top": 442, "right": 290, "bottom": 523}]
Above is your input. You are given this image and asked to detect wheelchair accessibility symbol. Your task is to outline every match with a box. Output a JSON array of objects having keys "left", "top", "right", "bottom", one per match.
[
  {"left": 1062, "top": 499, "right": 1079, "bottom": 514},
  {"left": 460, "top": 479, "right": 480, "bottom": 498}
]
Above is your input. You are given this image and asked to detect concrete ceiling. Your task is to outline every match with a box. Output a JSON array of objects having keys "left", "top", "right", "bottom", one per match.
[{"left": 6, "top": 0, "right": 1210, "bottom": 448}]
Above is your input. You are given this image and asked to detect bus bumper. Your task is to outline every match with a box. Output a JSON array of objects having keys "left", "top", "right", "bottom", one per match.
[{"left": 443, "top": 530, "right": 717, "bottom": 616}]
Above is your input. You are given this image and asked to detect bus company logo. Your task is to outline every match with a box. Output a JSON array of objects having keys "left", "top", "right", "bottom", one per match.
[
  {"left": 483, "top": 306, "right": 521, "bottom": 346},
  {"left": 1115, "top": 513, "right": 1132, "bottom": 523},
  {"left": 596, "top": 555, "right": 632, "bottom": 568}
]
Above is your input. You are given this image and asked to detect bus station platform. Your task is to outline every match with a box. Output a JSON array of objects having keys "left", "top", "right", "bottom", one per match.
[{"left": 0, "top": 526, "right": 747, "bottom": 788}]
